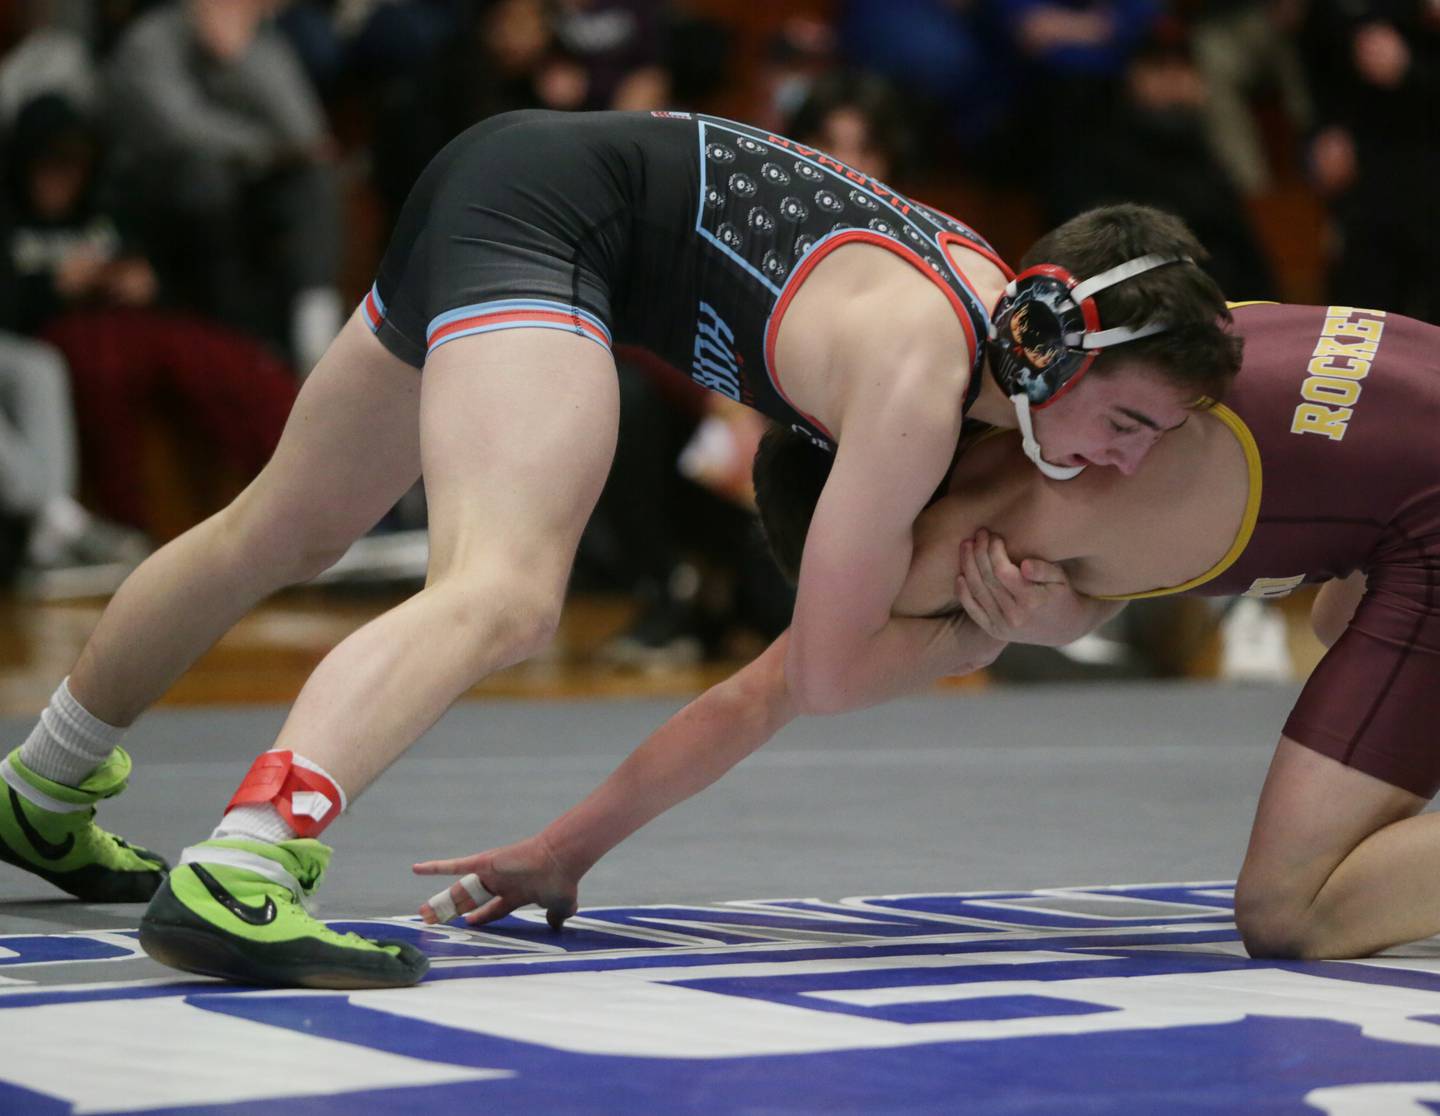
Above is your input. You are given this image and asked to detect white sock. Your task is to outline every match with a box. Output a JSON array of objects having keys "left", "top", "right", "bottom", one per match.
[
  {"left": 18, "top": 677, "right": 125, "bottom": 787},
  {"left": 211, "top": 803, "right": 298, "bottom": 845}
]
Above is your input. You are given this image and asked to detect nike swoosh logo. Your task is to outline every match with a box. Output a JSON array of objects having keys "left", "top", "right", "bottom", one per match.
[
  {"left": 192, "top": 863, "right": 278, "bottom": 926},
  {"left": 9, "top": 787, "right": 75, "bottom": 861}
]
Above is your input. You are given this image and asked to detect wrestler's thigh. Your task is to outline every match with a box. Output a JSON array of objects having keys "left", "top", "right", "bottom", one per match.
[
  {"left": 1236, "top": 736, "right": 1424, "bottom": 908},
  {"left": 418, "top": 328, "right": 619, "bottom": 591},
  {"left": 238, "top": 311, "right": 422, "bottom": 540}
]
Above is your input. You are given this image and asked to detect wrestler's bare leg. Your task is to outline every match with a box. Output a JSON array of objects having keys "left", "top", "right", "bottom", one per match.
[
  {"left": 267, "top": 327, "right": 619, "bottom": 795},
  {"left": 1234, "top": 735, "right": 1430, "bottom": 959},
  {"left": 69, "top": 313, "right": 423, "bottom": 726}
]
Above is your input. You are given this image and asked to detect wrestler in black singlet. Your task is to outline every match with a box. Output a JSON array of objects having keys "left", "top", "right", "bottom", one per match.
[{"left": 361, "top": 110, "right": 1010, "bottom": 451}]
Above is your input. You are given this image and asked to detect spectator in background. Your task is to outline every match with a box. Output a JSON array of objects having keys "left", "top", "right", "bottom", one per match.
[
  {"left": 5, "top": 93, "right": 157, "bottom": 336},
  {"left": 1184, "top": 0, "right": 1310, "bottom": 196},
  {"left": 992, "top": 0, "right": 1163, "bottom": 220},
  {"left": 279, "top": 0, "right": 462, "bottom": 97},
  {"left": 0, "top": 331, "right": 150, "bottom": 594},
  {"left": 371, "top": 0, "right": 585, "bottom": 230},
  {"left": 836, "top": 0, "right": 1008, "bottom": 154},
  {"left": 370, "top": 0, "right": 672, "bottom": 235},
  {"left": 783, "top": 68, "right": 913, "bottom": 183},
  {"left": 551, "top": 0, "right": 670, "bottom": 111},
  {"left": 755, "top": 17, "right": 838, "bottom": 133},
  {"left": 1301, "top": 1, "right": 1440, "bottom": 324},
  {"left": 2, "top": 93, "right": 298, "bottom": 537},
  {"left": 0, "top": 0, "right": 96, "bottom": 124},
  {"left": 1053, "top": 27, "right": 1277, "bottom": 301},
  {"left": 103, "top": 0, "right": 344, "bottom": 372}
]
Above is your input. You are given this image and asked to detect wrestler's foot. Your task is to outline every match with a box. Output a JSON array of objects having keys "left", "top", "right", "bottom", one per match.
[
  {"left": 0, "top": 746, "right": 168, "bottom": 902},
  {"left": 139, "top": 838, "right": 429, "bottom": 989}
]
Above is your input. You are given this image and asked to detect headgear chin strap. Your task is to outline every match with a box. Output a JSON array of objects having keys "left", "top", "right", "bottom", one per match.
[
  {"left": 985, "top": 252, "right": 1189, "bottom": 479},
  {"left": 1011, "top": 394, "right": 1084, "bottom": 481}
]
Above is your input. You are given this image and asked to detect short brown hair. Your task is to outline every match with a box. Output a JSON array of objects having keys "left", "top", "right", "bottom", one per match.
[{"left": 1024, "top": 204, "right": 1243, "bottom": 404}]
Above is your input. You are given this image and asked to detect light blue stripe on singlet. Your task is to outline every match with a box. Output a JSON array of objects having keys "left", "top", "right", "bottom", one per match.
[
  {"left": 427, "top": 320, "right": 612, "bottom": 355},
  {"left": 426, "top": 299, "right": 612, "bottom": 344},
  {"left": 694, "top": 121, "right": 783, "bottom": 298},
  {"left": 360, "top": 283, "right": 386, "bottom": 333}
]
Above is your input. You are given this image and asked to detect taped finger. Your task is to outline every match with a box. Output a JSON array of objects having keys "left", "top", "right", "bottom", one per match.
[{"left": 425, "top": 873, "right": 493, "bottom": 924}]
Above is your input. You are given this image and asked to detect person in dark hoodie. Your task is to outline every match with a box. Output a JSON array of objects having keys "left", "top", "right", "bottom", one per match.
[
  {"left": 1300, "top": 0, "right": 1440, "bottom": 325},
  {"left": 1, "top": 92, "right": 299, "bottom": 537},
  {"left": 0, "top": 94, "right": 149, "bottom": 590},
  {"left": 1049, "top": 27, "right": 1278, "bottom": 302}
]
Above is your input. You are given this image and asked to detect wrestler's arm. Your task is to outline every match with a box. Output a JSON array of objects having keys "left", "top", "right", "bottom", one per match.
[
  {"left": 1311, "top": 571, "right": 1366, "bottom": 648},
  {"left": 414, "top": 615, "right": 1003, "bottom": 926},
  {"left": 784, "top": 352, "right": 971, "bottom": 714},
  {"left": 537, "top": 619, "right": 998, "bottom": 866}
]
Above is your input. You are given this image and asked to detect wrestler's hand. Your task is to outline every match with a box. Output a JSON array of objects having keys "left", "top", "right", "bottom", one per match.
[
  {"left": 954, "top": 528, "right": 1089, "bottom": 646},
  {"left": 413, "top": 833, "right": 580, "bottom": 930}
]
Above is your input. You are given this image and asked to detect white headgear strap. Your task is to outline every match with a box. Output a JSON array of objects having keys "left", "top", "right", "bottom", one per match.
[
  {"left": 1011, "top": 393, "right": 1085, "bottom": 481},
  {"left": 1067, "top": 253, "right": 1190, "bottom": 350}
]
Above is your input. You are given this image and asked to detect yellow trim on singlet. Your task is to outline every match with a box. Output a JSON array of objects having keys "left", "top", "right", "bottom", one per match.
[
  {"left": 1226, "top": 300, "right": 1278, "bottom": 310},
  {"left": 1093, "top": 401, "right": 1263, "bottom": 600}
]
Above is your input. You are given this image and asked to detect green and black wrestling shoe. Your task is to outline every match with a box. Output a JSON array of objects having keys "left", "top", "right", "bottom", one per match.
[
  {"left": 139, "top": 837, "right": 429, "bottom": 989},
  {"left": 0, "top": 745, "right": 167, "bottom": 901}
]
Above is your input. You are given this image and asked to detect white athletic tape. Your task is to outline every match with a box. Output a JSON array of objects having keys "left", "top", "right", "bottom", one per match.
[{"left": 425, "top": 873, "right": 492, "bottom": 923}]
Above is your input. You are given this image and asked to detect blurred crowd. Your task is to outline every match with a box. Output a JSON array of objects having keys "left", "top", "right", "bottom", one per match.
[{"left": 0, "top": 0, "right": 1435, "bottom": 671}]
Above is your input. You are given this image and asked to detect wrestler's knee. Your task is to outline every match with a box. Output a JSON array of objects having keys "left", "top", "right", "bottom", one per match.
[
  {"left": 1234, "top": 896, "right": 1303, "bottom": 959},
  {"left": 428, "top": 571, "right": 564, "bottom": 669},
  {"left": 1233, "top": 881, "right": 1335, "bottom": 959}
]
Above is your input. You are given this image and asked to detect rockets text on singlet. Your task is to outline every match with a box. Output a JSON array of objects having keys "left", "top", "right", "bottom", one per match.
[{"left": 1291, "top": 306, "right": 1387, "bottom": 442}]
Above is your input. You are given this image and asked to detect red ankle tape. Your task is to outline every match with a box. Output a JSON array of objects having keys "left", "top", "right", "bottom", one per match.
[{"left": 225, "top": 751, "right": 344, "bottom": 838}]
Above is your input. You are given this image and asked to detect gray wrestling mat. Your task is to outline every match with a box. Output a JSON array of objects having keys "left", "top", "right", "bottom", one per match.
[
  {"left": 17, "top": 681, "right": 1440, "bottom": 1116},
  {"left": 0, "top": 680, "right": 1294, "bottom": 945}
]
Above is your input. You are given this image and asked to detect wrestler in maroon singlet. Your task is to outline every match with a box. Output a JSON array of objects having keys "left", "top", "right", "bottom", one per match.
[{"left": 1117, "top": 302, "right": 1440, "bottom": 795}]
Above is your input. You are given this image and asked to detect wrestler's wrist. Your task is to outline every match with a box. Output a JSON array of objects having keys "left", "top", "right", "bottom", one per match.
[{"left": 536, "top": 821, "right": 603, "bottom": 880}]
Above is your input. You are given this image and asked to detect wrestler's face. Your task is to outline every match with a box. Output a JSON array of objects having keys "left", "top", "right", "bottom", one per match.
[{"left": 1030, "top": 363, "right": 1193, "bottom": 476}]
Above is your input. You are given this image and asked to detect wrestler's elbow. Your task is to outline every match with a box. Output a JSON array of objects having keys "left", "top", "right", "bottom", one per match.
[
  {"left": 787, "top": 672, "right": 853, "bottom": 717},
  {"left": 783, "top": 652, "right": 856, "bottom": 716},
  {"left": 958, "top": 638, "right": 1006, "bottom": 676}
]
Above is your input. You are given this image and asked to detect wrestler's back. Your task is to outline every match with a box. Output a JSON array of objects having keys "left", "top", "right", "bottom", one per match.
[{"left": 1198, "top": 302, "right": 1440, "bottom": 598}]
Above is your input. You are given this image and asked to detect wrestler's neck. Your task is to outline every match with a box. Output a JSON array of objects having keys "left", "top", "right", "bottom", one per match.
[{"left": 966, "top": 360, "right": 1016, "bottom": 429}]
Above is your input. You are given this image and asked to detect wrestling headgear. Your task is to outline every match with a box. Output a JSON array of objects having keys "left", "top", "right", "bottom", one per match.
[{"left": 985, "top": 253, "right": 1187, "bottom": 480}]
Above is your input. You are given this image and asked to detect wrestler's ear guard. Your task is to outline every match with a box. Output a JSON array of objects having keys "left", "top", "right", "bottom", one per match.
[{"left": 985, "top": 253, "right": 1187, "bottom": 480}]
